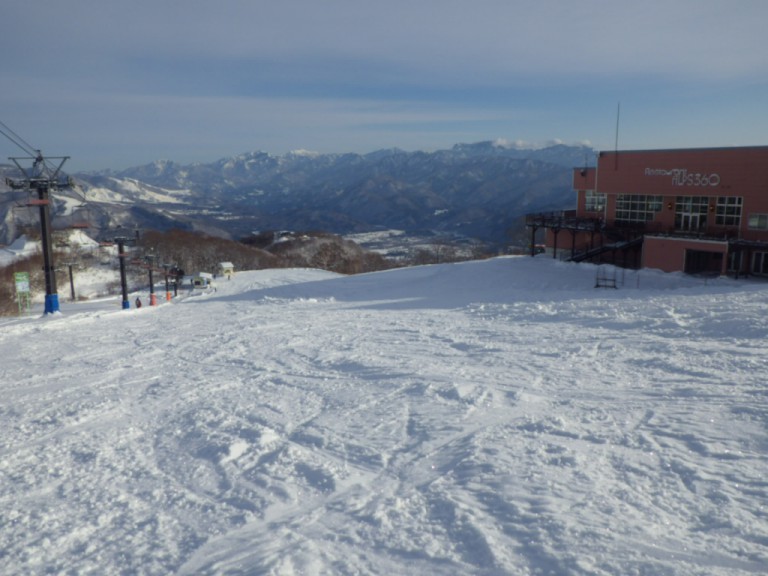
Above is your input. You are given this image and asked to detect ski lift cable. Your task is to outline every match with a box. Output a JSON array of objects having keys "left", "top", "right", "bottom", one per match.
[
  {"left": 1, "top": 120, "right": 86, "bottom": 223},
  {"left": 0, "top": 120, "right": 73, "bottom": 187},
  {"left": 0, "top": 119, "right": 38, "bottom": 157}
]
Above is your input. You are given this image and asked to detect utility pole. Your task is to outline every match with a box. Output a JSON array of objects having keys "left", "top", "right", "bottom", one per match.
[
  {"left": 1, "top": 122, "right": 73, "bottom": 315},
  {"left": 115, "top": 237, "right": 131, "bottom": 309},
  {"left": 162, "top": 263, "right": 173, "bottom": 301},
  {"left": 171, "top": 266, "right": 183, "bottom": 297},
  {"left": 145, "top": 252, "right": 157, "bottom": 306},
  {"left": 6, "top": 151, "right": 72, "bottom": 314},
  {"left": 62, "top": 262, "right": 77, "bottom": 301}
]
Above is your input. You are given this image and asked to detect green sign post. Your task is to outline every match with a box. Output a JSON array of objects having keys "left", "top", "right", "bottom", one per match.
[{"left": 14, "top": 271, "right": 30, "bottom": 315}]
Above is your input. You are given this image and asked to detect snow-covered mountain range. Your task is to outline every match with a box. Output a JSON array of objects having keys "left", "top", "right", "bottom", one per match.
[{"left": 1, "top": 141, "right": 593, "bottom": 246}]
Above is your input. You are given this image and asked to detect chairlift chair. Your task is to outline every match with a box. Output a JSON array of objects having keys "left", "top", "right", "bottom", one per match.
[{"left": 70, "top": 203, "right": 91, "bottom": 229}]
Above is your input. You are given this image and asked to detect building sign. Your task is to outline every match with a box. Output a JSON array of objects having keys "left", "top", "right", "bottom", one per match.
[{"left": 645, "top": 168, "right": 721, "bottom": 187}]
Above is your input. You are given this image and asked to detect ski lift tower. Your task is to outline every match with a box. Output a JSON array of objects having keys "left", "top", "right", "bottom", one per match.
[{"left": 6, "top": 150, "right": 73, "bottom": 314}]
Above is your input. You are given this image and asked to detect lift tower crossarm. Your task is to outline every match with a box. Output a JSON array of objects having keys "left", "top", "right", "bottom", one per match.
[{"left": 7, "top": 153, "right": 72, "bottom": 191}]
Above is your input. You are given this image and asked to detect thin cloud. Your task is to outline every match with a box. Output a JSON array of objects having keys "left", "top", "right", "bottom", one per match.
[{"left": 2, "top": 0, "right": 767, "bottom": 170}]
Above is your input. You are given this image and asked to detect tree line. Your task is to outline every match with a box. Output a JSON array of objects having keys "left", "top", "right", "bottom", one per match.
[{"left": 0, "top": 228, "right": 493, "bottom": 315}]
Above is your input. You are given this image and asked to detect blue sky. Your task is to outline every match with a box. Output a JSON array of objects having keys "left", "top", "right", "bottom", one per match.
[{"left": 2, "top": 0, "right": 767, "bottom": 171}]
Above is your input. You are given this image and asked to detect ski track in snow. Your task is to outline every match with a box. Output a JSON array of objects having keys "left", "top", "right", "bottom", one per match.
[{"left": 1, "top": 257, "right": 767, "bottom": 575}]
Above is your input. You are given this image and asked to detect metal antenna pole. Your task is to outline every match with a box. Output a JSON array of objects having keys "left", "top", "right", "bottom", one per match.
[{"left": 614, "top": 102, "right": 621, "bottom": 170}]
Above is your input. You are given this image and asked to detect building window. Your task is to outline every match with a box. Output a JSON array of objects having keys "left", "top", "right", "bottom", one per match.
[
  {"left": 584, "top": 190, "right": 606, "bottom": 213},
  {"left": 748, "top": 214, "right": 768, "bottom": 230},
  {"left": 752, "top": 252, "right": 768, "bottom": 275},
  {"left": 675, "top": 196, "right": 710, "bottom": 231},
  {"left": 715, "top": 196, "right": 742, "bottom": 227},
  {"left": 615, "top": 195, "right": 663, "bottom": 224}
]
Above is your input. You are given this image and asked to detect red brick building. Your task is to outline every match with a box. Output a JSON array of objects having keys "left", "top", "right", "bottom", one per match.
[{"left": 528, "top": 146, "right": 768, "bottom": 276}]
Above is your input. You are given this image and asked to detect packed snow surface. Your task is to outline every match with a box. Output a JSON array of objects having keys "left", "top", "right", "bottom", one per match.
[{"left": 1, "top": 257, "right": 766, "bottom": 575}]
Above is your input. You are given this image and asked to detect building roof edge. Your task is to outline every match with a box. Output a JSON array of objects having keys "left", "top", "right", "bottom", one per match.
[{"left": 597, "top": 145, "right": 768, "bottom": 156}]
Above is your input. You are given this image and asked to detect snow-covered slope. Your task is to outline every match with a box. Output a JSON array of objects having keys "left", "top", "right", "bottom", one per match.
[
  {"left": 1, "top": 258, "right": 766, "bottom": 575},
  {"left": 0, "top": 235, "right": 39, "bottom": 267},
  {"left": 84, "top": 177, "right": 191, "bottom": 205}
]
